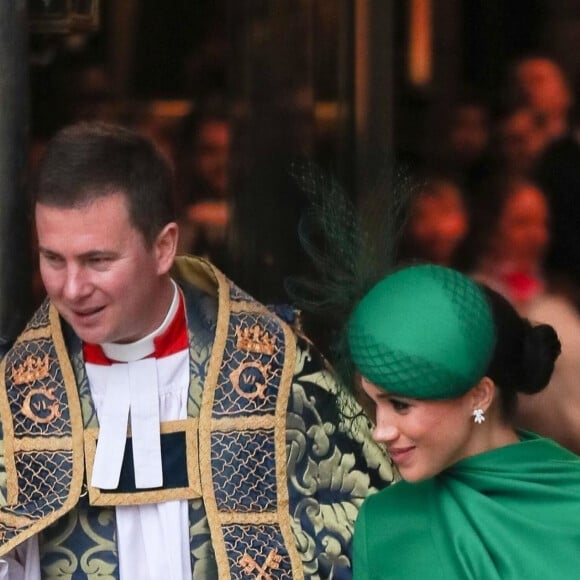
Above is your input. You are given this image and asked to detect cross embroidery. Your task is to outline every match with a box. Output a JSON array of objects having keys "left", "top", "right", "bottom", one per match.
[{"left": 239, "top": 549, "right": 282, "bottom": 579}]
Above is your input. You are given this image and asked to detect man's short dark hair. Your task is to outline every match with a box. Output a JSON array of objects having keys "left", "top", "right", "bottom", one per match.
[{"left": 34, "top": 122, "right": 176, "bottom": 246}]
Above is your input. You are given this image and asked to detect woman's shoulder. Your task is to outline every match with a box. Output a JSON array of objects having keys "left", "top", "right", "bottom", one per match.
[
  {"left": 362, "top": 478, "right": 435, "bottom": 519},
  {"left": 357, "top": 479, "right": 442, "bottom": 574}
]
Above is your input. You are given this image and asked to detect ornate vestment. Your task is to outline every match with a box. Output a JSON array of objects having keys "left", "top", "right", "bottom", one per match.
[{"left": 0, "top": 256, "right": 391, "bottom": 579}]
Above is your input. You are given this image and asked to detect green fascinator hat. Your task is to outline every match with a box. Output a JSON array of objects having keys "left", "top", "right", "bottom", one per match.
[{"left": 348, "top": 265, "right": 496, "bottom": 399}]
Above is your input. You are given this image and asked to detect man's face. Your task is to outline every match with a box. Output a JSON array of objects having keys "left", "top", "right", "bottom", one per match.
[{"left": 36, "top": 193, "right": 175, "bottom": 344}]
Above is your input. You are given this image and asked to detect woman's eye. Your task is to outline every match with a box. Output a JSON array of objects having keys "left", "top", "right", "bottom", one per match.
[{"left": 390, "top": 399, "right": 410, "bottom": 412}]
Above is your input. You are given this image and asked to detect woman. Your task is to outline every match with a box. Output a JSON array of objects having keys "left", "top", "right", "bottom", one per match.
[
  {"left": 469, "top": 175, "right": 549, "bottom": 310},
  {"left": 467, "top": 175, "right": 580, "bottom": 453},
  {"left": 348, "top": 264, "right": 580, "bottom": 579}
]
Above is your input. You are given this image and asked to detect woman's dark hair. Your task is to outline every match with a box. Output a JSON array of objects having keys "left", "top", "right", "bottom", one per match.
[{"left": 482, "top": 286, "right": 561, "bottom": 420}]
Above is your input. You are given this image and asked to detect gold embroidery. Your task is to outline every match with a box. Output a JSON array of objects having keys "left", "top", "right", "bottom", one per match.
[
  {"left": 179, "top": 258, "right": 304, "bottom": 578},
  {"left": 0, "top": 300, "right": 85, "bottom": 557},
  {"left": 15, "top": 325, "right": 51, "bottom": 344},
  {"left": 230, "top": 362, "right": 270, "bottom": 400},
  {"left": 240, "top": 549, "right": 282, "bottom": 579},
  {"left": 197, "top": 264, "right": 231, "bottom": 575},
  {"left": 13, "top": 435, "right": 72, "bottom": 452},
  {"left": 0, "top": 511, "right": 35, "bottom": 529},
  {"left": 21, "top": 386, "right": 61, "bottom": 424},
  {"left": 210, "top": 416, "right": 276, "bottom": 432},
  {"left": 11, "top": 354, "right": 49, "bottom": 385},
  {"left": 236, "top": 325, "right": 276, "bottom": 355}
]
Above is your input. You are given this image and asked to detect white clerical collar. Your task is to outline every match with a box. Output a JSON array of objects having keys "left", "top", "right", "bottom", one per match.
[
  {"left": 101, "top": 280, "right": 179, "bottom": 362},
  {"left": 89, "top": 280, "right": 186, "bottom": 491}
]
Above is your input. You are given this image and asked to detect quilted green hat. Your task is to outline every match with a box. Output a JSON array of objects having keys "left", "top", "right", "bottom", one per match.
[{"left": 348, "top": 265, "right": 496, "bottom": 399}]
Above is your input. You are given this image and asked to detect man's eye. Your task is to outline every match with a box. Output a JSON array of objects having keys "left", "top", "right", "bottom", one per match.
[
  {"left": 88, "top": 256, "right": 111, "bottom": 266},
  {"left": 43, "top": 254, "right": 63, "bottom": 266}
]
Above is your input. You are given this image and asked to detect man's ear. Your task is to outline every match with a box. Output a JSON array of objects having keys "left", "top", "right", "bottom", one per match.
[
  {"left": 154, "top": 222, "right": 179, "bottom": 275},
  {"left": 470, "top": 376, "right": 496, "bottom": 414}
]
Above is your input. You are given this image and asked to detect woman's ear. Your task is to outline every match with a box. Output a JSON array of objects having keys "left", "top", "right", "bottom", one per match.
[{"left": 470, "top": 376, "right": 496, "bottom": 414}]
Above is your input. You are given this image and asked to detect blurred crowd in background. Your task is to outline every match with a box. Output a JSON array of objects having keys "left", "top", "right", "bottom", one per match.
[{"left": 25, "top": 2, "right": 580, "bottom": 452}]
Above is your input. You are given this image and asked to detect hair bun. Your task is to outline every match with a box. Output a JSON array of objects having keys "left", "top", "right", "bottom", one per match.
[{"left": 519, "top": 323, "right": 561, "bottom": 394}]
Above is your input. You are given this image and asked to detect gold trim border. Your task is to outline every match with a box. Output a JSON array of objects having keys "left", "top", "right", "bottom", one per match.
[
  {"left": 14, "top": 326, "right": 52, "bottom": 344},
  {"left": 273, "top": 318, "right": 303, "bottom": 579},
  {"left": 84, "top": 419, "right": 201, "bottom": 506},
  {"left": 197, "top": 263, "right": 231, "bottom": 577},
  {"left": 210, "top": 416, "right": 276, "bottom": 432},
  {"left": 13, "top": 436, "right": 73, "bottom": 453},
  {"left": 195, "top": 259, "right": 303, "bottom": 579},
  {"left": 0, "top": 354, "right": 17, "bottom": 507}
]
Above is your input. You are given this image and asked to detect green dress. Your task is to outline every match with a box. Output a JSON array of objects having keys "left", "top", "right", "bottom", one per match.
[{"left": 354, "top": 432, "right": 580, "bottom": 579}]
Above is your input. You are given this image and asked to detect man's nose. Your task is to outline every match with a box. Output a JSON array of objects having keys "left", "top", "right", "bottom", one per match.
[{"left": 62, "top": 266, "right": 92, "bottom": 300}]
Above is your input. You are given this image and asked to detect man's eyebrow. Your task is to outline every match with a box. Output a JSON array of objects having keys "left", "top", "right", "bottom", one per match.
[
  {"left": 38, "top": 246, "right": 61, "bottom": 256},
  {"left": 79, "top": 250, "right": 116, "bottom": 258},
  {"left": 38, "top": 248, "right": 116, "bottom": 260}
]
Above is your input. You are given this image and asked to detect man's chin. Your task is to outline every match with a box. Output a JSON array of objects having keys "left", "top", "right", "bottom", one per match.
[
  {"left": 65, "top": 318, "right": 110, "bottom": 345},
  {"left": 59, "top": 309, "right": 109, "bottom": 344},
  {"left": 73, "top": 329, "right": 109, "bottom": 345}
]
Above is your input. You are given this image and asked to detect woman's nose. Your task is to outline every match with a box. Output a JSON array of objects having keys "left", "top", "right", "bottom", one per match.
[{"left": 373, "top": 413, "right": 399, "bottom": 443}]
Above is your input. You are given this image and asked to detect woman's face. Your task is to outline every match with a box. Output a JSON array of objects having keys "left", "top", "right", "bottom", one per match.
[
  {"left": 494, "top": 183, "right": 549, "bottom": 269},
  {"left": 360, "top": 377, "right": 480, "bottom": 482}
]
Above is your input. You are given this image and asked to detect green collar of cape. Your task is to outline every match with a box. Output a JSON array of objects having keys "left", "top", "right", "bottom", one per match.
[{"left": 354, "top": 432, "right": 580, "bottom": 579}]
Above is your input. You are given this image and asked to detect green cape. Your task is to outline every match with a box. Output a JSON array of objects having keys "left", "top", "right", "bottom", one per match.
[{"left": 354, "top": 432, "right": 580, "bottom": 579}]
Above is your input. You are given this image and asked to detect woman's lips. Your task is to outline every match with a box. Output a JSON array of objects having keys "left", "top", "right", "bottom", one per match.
[{"left": 389, "top": 446, "right": 415, "bottom": 464}]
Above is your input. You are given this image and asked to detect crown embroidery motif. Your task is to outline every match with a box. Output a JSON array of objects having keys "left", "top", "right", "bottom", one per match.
[
  {"left": 236, "top": 324, "right": 276, "bottom": 355},
  {"left": 11, "top": 354, "right": 50, "bottom": 385}
]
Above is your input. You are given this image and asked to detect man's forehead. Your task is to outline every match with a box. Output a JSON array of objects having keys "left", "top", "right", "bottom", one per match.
[
  {"left": 34, "top": 195, "right": 134, "bottom": 242},
  {"left": 35, "top": 190, "right": 130, "bottom": 212}
]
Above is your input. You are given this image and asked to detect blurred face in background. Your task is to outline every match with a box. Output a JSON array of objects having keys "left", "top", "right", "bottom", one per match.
[
  {"left": 408, "top": 181, "right": 468, "bottom": 266},
  {"left": 493, "top": 182, "right": 549, "bottom": 270},
  {"left": 449, "top": 104, "right": 490, "bottom": 165},
  {"left": 497, "top": 108, "right": 547, "bottom": 176},
  {"left": 515, "top": 58, "right": 571, "bottom": 119},
  {"left": 192, "top": 120, "right": 231, "bottom": 198}
]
